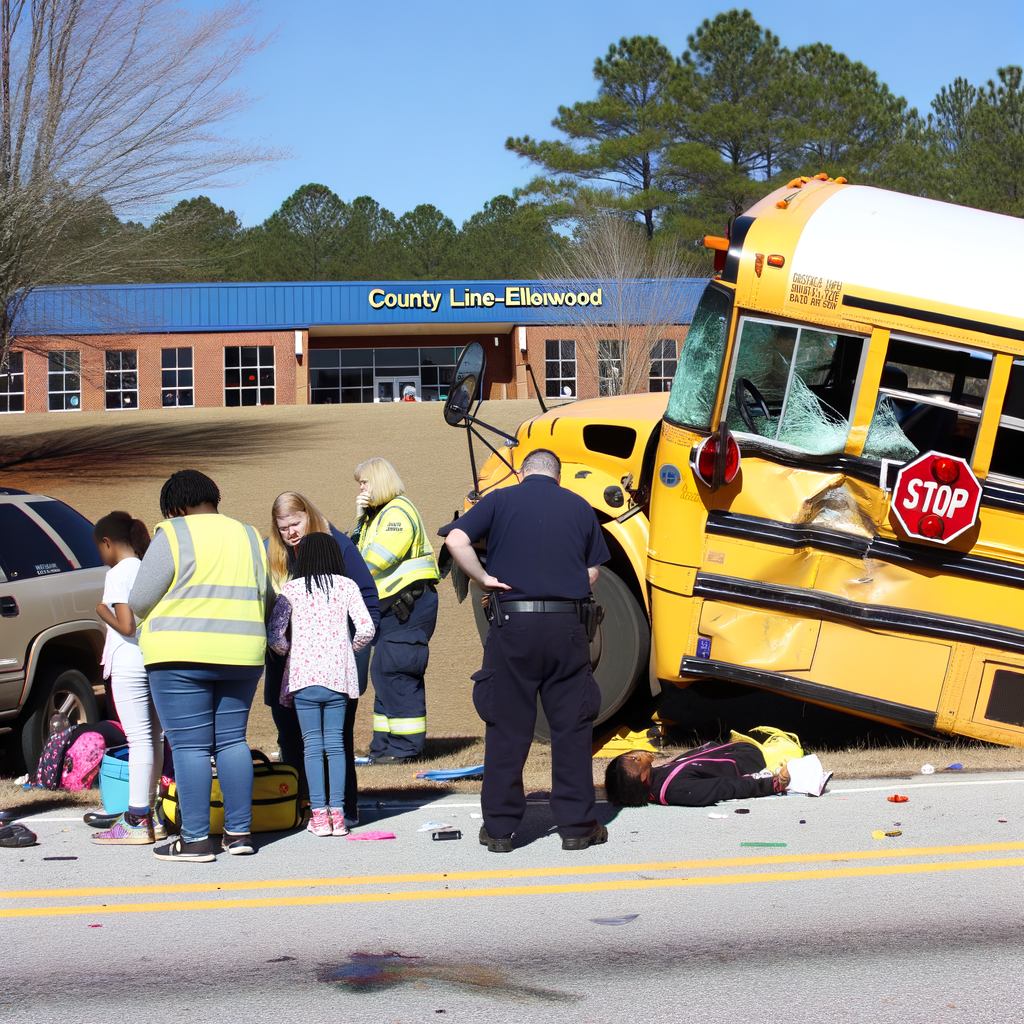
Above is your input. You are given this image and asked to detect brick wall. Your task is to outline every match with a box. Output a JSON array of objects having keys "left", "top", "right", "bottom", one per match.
[{"left": 10, "top": 330, "right": 298, "bottom": 415}]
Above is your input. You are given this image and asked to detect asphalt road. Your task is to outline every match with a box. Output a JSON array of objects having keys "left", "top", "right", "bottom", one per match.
[{"left": 3, "top": 771, "right": 1023, "bottom": 1024}]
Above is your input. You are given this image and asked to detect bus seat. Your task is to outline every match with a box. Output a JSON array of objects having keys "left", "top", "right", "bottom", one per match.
[{"left": 880, "top": 365, "right": 909, "bottom": 391}]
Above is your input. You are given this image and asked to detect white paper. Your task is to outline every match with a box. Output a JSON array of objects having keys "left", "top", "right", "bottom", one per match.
[{"left": 785, "top": 754, "right": 833, "bottom": 797}]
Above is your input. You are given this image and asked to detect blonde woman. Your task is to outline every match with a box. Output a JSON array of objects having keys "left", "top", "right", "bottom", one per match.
[
  {"left": 351, "top": 458, "right": 439, "bottom": 763},
  {"left": 265, "top": 492, "right": 379, "bottom": 827}
]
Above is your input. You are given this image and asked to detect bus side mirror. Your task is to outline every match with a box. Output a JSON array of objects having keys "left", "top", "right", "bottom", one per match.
[{"left": 444, "top": 342, "right": 487, "bottom": 427}]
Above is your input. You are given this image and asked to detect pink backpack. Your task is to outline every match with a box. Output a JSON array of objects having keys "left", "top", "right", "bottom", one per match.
[{"left": 61, "top": 732, "right": 107, "bottom": 790}]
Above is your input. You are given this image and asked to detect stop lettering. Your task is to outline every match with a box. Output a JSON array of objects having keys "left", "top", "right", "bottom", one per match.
[{"left": 890, "top": 451, "right": 982, "bottom": 545}]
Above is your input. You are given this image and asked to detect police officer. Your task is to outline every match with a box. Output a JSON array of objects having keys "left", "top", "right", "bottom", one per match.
[{"left": 440, "top": 448, "right": 610, "bottom": 853}]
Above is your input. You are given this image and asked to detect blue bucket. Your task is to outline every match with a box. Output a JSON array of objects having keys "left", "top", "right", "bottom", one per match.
[{"left": 98, "top": 746, "right": 130, "bottom": 814}]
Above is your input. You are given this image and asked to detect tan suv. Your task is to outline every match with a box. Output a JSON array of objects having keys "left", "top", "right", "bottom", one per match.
[{"left": 0, "top": 488, "right": 107, "bottom": 772}]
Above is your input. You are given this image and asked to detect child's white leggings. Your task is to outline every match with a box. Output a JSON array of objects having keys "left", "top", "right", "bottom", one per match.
[{"left": 110, "top": 647, "right": 163, "bottom": 812}]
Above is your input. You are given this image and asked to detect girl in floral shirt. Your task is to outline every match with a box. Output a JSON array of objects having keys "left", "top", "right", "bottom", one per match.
[{"left": 268, "top": 533, "right": 375, "bottom": 836}]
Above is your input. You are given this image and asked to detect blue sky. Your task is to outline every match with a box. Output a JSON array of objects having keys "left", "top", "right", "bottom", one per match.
[{"left": 189, "top": 0, "right": 1023, "bottom": 227}]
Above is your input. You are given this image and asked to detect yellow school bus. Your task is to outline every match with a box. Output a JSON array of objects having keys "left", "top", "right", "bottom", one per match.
[{"left": 453, "top": 177, "right": 1024, "bottom": 746}]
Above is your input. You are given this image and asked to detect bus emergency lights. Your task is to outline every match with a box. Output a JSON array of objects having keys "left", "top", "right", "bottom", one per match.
[{"left": 692, "top": 433, "right": 741, "bottom": 489}]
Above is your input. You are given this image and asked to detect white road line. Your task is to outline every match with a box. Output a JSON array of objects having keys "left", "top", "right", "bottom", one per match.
[{"left": 833, "top": 778, "right": 1024, "bottom": 795}]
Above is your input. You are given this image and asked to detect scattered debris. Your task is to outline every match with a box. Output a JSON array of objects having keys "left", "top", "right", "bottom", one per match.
[
  {"left": 741, "top": 842, "right": 787, "bottom": 847},
  {"left": 920, "top": 764, "right": 936, "bottom": 775},
  {"left": 999, "top": 818, "right": 1008, "bottom": 823},
  {"left": 354, "top": 757, "right": 372, "bottom": 765},
  {"left": 345, "top": 831, "right": 396, "bottom": 841},
  {"left": 590, "top": 915, "right": 639, "bottom": 925},
  {"left": 432, "top": 830, "right": 461, "bottom": 841},
  {"left": 734, "top": 808, "right": 750, "bottom": 814},
  {"left": 799, "top": 820, "right": 806, "bottom": 824},
  {"left": 708, "top": 813, "right": 729, "bottom": 819},
  {"left": 417, "top": 822, "right": 453, "bottom": 833},
  {"left": 43, "top": 855, "right": 77, "bottom": 860},
  {"left": 885, "top": 830, "right": 903, "bottom": 837},
  {"left": 266, "top": 956, "right": 296, "bottom": 962},
  {"left": 945, "top": 763, "right": 964, "bottom": 771},
  {"left": 88, "top": 924, "right": 102, "bottom": 928},
  {"left": 888, "top": 795, "right": 909, "bottom": 803},
  {"left": 872, "top": 830, "right": 902, "bottom": 839},
  {"left": 470, "top": 813, "right": 481, "bottom": 819}
]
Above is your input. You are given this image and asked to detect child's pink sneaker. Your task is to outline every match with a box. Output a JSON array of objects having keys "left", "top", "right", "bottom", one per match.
[
  {"left": 307, "top": 809, "right": 332, "bottom": 837},
  {"left": 329, "top": 809, "right": 349, "bottom": 836}
]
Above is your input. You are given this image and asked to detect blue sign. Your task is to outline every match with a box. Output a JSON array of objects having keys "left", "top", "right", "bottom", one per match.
[
  {"left": 659, "top": 463, "right": 681, "bottom": 488},
  {"left": 696, "top": 638, "right": 712, "bottom": 659}
]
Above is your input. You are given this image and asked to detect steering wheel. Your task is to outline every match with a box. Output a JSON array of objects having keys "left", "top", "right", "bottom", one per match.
[{"left": 735, "top": 377, "right": 772, "bottom": 433}]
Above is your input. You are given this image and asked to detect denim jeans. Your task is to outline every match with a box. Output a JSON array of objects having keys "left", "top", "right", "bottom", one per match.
[
  {"left": 148, "top": 665, "right": 261, "bottom": 842},
  {"left": 293, "top": 685, "right": 348, "bottom": 810}
]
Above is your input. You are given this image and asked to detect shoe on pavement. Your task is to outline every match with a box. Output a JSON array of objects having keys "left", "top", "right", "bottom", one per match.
[
  {"left": 478, "top": 824, "right": 513, "bottom": 853},
  {"left": 83, "top": 811, "right": 120, "bottom": 828},
  {"left": 307, "top": 809, "right": 332, "bottom": 837},
  {"left": 222, "top": 832, "right": 255, "bottom": 855},
  {"left": 91, "top": 813, "right": 155, "bottom": 845},
  {"left": 0, "top": 823, "right": 37, "bottom": 848},
  {"left": 561, "top": 823, "right": 608, "bottom": 851},
  {"left": 328, "top": 809, "right": 349, "bottom": 836},
  {"left": 153, "top": 837, "right": 217, "bottom": 862}
]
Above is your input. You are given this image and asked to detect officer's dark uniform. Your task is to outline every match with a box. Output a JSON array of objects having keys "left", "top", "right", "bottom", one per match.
[{"left": 438, "top": 472, "right": 610, "bottom": 840}]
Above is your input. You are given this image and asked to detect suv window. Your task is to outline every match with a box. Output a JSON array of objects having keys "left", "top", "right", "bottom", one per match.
[
  {"left": 0, "top": 504, "right": 75, "bottom": 580},
  {"left": 27, "top": 500, "right": 103, "bottom": 568}
]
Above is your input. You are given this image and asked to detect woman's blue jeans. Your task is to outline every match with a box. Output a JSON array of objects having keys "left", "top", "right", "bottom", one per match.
[
  {"left": 149, "top": 665, "right": 261, "bottom": 842},
  {"left": 293, "top": 685, "right": 348, "bottom": 810}
]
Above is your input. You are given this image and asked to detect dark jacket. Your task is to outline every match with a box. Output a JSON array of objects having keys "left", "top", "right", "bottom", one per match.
[{"left": 263, "top": 522, "right": 380, "bottom": 706}]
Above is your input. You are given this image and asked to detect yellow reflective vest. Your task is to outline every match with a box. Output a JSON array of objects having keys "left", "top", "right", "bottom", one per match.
[
  {"left": 354, "top": 495, "right": 439, "bottom": 600},
  {"left": 138, "top": 514, "right": 268, "bottom": 667}
]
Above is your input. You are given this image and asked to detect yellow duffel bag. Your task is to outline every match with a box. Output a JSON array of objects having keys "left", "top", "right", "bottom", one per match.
[{"left": 160, "top": 749, "right": 301, "bottom": 834}]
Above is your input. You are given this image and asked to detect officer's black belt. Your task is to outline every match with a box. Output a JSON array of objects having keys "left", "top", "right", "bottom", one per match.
[{"left": 498, "top": 601, "right": 579, "bottom": 614}]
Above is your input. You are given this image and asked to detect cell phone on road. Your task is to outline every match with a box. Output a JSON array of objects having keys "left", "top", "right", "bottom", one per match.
[{"left": 432, "top": 830, "right": 462, "bottom": 841}]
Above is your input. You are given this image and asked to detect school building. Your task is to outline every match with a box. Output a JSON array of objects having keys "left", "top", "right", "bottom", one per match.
[{"left": 0, "top": 279, "right": 706, "bottom": 415}]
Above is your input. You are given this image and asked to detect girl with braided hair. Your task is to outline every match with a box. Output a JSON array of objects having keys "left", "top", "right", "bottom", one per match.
[{"left": 267, "top": 533, "right": 374, "bottom": 837}]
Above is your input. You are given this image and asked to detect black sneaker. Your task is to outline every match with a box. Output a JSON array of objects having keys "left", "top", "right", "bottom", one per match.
[
  {"left": 153, "top": 837, "right": 217, "bottom": 862},
  {"left": 0, "top": 823, "right": 37, "bottom": 848},
  {"left": 83, "top": 811, "right": 120, "bottom": 828},
  {"left": 478, "top": 825, "right": 513, "bottom": 853},
  {"left": 561, "top": 823, "right": 608, "bottom": 851},
  {"left": 222, "top": 832, "right": 254, "bottom": 855}
]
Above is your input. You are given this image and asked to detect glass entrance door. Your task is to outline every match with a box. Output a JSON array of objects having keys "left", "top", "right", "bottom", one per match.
[
  {"left": 397, "top": 377, "right": 420, "bottom": 401},
  {"left": 375, "top": 378, "right": 395, "bottom": 403}
]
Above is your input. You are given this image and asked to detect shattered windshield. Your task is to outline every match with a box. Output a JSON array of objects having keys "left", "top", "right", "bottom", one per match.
[{"left": 665, "top": 283, "right": 732, "bottom": 430}]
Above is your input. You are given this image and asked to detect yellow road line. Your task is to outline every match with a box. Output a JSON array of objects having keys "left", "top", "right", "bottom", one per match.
[
  {"left": 4, "top": 856, "right": 1024, "bottom": 919},
  {"left": 4, "top": 841, "right": 1024, "bottom": 900}
]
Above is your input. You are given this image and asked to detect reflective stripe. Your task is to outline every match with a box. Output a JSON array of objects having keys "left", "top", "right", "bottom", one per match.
[
  {"left": 167, "top": 517, "right": 197, "bottom": 593},
  {"left": 373, "top": 714, "right": 391, "bottom": 733},
  {"left": 388, "top": 717, "right": 426, "bottom": 735},
  {"left": 173, "top": 584, "right": 261, "bottom": 601},
  {"left": 243, "top": 524, "right": 266, "bottom": 615},
  {"left": 379, "top": 555, "right": 439, "bottom": 595},
  {"left": 148, "top": 617, "right": 267, "bottom": 636},
  {"left": 367, "top": 541, "right": 400, "bottom": 568}
]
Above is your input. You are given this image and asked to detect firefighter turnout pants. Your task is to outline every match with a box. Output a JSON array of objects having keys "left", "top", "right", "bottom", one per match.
[
  {"left": 369, "top": 585, "right": 438, "bottom": 759},
  {"left": 472, "top": 610, "right": 602, "bottom": 840}
]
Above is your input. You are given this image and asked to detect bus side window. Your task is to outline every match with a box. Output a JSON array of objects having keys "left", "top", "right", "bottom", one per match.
[
  {"left": 987, "top": 359, "right": 1024, "bottom": 487},
  {"left": 724, "top": 317, "right": 864, "bottom": 455},
  {"left": 863, "top": 337, "right": 990, "bottom": 464}
]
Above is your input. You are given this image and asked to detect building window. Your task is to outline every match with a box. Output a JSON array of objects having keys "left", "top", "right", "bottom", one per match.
[
  {"left": 225, "top": 345, "right": 275, "bottom": 406},
  {"left": 105, "top": 350, "right": 138, "bottom": 409},
  {"left": 545, "top": 339, "right": 576, "bottom": 398},
  {"left": 0, "top": 352, "right": 24, "bottom": 413},
  {"left": 419, "top": 347, "right": 457, "bottom": 402},
  {"left": 48, "top": 351, "right": 81, "bottom": 411},
  {"left": 162, "top": 348, "right": 194, "bottom": 407},
  {"left": 598, "top": 339, "right": 623, "bottom": 397},
  {"left": 649, "top": 339, "right": 677, "bottom": 393},
  {"left": 310, "top": 349, "right": 373, "bottom": 404}
]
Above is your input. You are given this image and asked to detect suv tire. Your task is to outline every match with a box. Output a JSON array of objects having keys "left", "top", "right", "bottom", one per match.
[{"left": 19, "top": 667, "right": 99, "bottom": 775}]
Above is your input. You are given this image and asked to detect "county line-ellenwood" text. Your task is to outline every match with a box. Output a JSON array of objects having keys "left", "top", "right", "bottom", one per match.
[{"left": 367, "top": 286, "right": 603, "bottom": 312}]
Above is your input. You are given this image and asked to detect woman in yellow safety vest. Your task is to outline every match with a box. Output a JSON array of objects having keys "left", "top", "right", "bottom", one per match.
[{"left": 351, "top": 457, "right": 439, "bottom": 763}]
